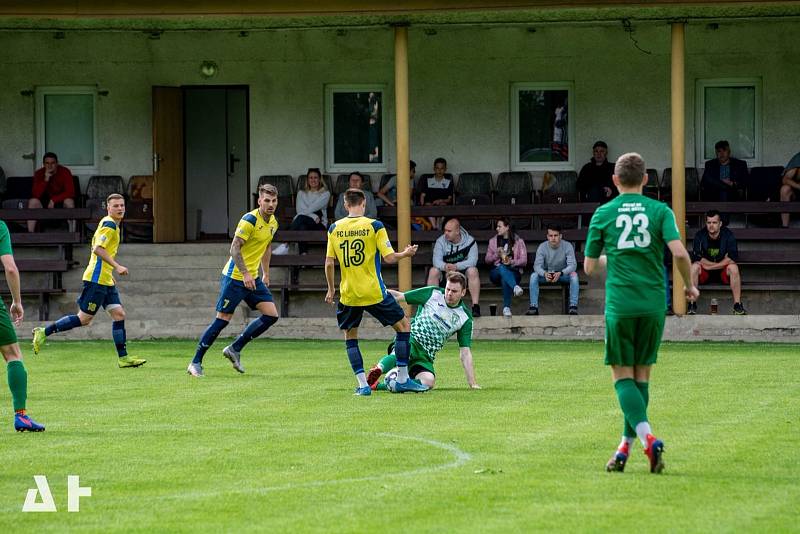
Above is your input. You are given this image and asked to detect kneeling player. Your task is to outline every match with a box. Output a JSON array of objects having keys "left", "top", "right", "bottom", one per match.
[{"left": 367, "top": 272, "right": 480, "bottom": 391}]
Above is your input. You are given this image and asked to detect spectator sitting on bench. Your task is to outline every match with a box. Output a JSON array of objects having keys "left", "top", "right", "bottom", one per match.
[
  {"left": 334, "top": 172, "right": 377, "bottom": 221},
  {"left": 526, "top": 224, "right": 580, "bottom": 316},
  {"left": 376, "top": 160, "right": 416, "bottom": 207},
  {"left": 577, "top": 141, "right": 616, "bottom": 203},
  {"left": 28, "top": 152, "right": 76, "bottom": 233},
  {"left": 427, "top": 217, "right": 481, "bottom": 317},
  {"left": 702, "top": 140, "right": 748, "bottom": 202},
  {"left": 689, "top": 209, "right": 746, "bottom": 315},
  {"left": 418, "top": 157, "right": 454, "bottom": 229},
  {"left": 273, "top": 167, "right": 330, "bottom": 256},
  {"left": 485, "top": 217, "right": 527, "bottom": 318},
  {"left": 780, "top": 150, "right": 800, "bottom": 228}
]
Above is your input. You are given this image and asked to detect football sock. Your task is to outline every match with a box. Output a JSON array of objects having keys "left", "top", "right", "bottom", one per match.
[
  {"left": 378, "top": 354, "right": 396, "bottom": 372},
  {"left": 7, "top": 360, "right": 27, "bottom": 412},
  {"left": 45, "top": 314, "right": 81, "bottom": 336},
  {"left": 193, "top": 318, "right": 229, "bottom": 364},
  {"left": 355, "top": 372, "right": 368, "bottom": 388},
  {"left": 394, "top": 332, "right": 411, "bottom": 382},
  {"left": 636, "top": 423, "right": 654, "bottom": 448},
  {"left": 614, "top": 378, "right": 649, "bottom": 445},
  {"left": 232, "top": 314, "right": 278, "bottom": 352},
  {"left": 623, "top": 381, "right": 649, "bottom": 438},
  {"left": 112, "top": 320, "right": 127, "bottom": 357},
  {"left": 345, "top": 339, "right": 364, "bottom": 375},
  {"left": 617, "top": 437, "right": 634, "bottom": 454}
]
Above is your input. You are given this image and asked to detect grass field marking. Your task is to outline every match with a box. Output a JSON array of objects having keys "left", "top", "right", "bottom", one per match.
[{"left": 159, "top": 433, "right": 471, "bottom": 501}]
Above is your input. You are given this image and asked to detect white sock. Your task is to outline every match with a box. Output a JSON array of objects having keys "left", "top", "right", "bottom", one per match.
[
  {"left": 356, "top": 372, "right": 367, "bottom": 388},
  {"left": 396, "top": 365, "right": 409, "bottom": 383},
  {"left": 635, "top": 422, "right": 653, "bottom": 448},
  {"left": 618, "top": 436, "right": 635, "bottom": 452}
]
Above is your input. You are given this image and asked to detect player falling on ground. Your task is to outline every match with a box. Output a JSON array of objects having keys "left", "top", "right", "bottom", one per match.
[
  {"left": 325, "top": 187, "right": 427, "bottom": 396},
  {"left": 0, "top": 220, "right": 45, "bottom": 431},
  {"left": 584, "top": 152, "right": 698, "bottom": 474},
  {"left": 32, "top": 194, "right": 146, "bottom": 368},
  {"left": 187, "top": 184, "right": 280, "bottom": 377},
  {"left": 366, "top": 271, "right": 480, "bottom": 391}
]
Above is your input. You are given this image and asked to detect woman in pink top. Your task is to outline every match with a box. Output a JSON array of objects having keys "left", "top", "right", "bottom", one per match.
[{"left": 485, "top": 217, "right": 528, "bottom": 317}]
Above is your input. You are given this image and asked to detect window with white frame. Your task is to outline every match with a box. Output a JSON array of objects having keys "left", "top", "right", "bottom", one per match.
[
  {"left": 511, "top": 82, "right": 574, "bottom": 171},
  {"left": 325, "top": 84, "right": 388, "bottom": 173},
  {"left": 696, "top": 79, "right": 761, "bottom": 167},
  {"left": 36, "top": 86, "right": 98, "bottom": 174}
]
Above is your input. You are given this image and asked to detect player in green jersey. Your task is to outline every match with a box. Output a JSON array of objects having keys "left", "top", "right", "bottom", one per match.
[
  {"left": 366, "top": 271, "right": 480, "bottom": 390},
  {"left": 584, "top": 152, "right": 698, "bottom": 474}
]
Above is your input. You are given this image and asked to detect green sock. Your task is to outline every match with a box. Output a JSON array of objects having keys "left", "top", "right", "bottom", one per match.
[
  {"left": 623, "top": 381, "right": 650, "bottom": 438},
  {"left": 614, "top": 378, "right": 647, "bottom": 432},
  {"left": 378, "top": 354, "right": 396, "bottom": 371},
  {"left": 7, "top": 360, "right": 27, "bottom": 412},
  {"left": 376, "top": 382, "right": 388, "bottom": 391}
]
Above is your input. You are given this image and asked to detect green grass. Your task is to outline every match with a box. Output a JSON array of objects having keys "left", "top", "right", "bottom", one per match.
[{"left": 0, "top": 339, "right": 798, "bottom": 533}]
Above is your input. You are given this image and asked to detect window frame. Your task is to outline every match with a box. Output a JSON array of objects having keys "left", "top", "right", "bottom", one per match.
[
  {"left": 324, "top": 83, "right": 390, "bottom": 174},
  {"left": 510, "top": 81, "right": 575, "bottom": 172},
  {"left": 35, "top": 85, "right": 99, "bottom": 175},
  {"left": 695, "top": 78, "right": 762, "bottom": 168}
]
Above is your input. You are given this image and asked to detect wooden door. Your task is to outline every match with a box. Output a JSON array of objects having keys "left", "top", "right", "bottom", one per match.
[{"left": 152, "top": 86, "right": 185, "bottom": 242}]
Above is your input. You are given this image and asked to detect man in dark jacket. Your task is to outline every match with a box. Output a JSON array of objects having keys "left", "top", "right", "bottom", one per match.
[
  {"left": 701, "top": 140, "right": 749, "bottom": 202},
  {"left": 577, "top": 141, "right": 616, "bottom": 203},
  {"left": 689, "top": 210, "right": 746, "bottom": 315}
]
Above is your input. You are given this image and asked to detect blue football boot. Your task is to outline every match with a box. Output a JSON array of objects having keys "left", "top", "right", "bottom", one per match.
[
  {"left": 392, "top": 378, "right": 429, "bottom": 393},
  {"left": 354, "top": 386, "right": 372, "bottom": 396},
  {"left": 15, "top": 412, "right": 45, "bottom": 432}
]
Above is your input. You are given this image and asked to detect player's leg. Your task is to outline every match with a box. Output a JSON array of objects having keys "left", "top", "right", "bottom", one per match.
[
  {"left": 32, "top": 282, "right": 98, "bottom": 354},
  {"left": 189, "top": 276, "right": 238, "bottom": 375},
  {"left": 368, "top": 352, "right": 396, "bottom": 390},
  {"left": 106, "top": 303, "right": 144, "bottom": 368},
  {"left": 726, "top": 263, "right": 746, "bottom": 314},
  {"left": 224, "top": 299, "right": 279, "bottom": 374},
  {"left": 465, "top": 267, "right": 481, "bottom": 312},
  {"left": 337, "top": 303, "right": 370, "bottom": 395},
  {"left": 632, "top": 315, "right": 666, "bottom": 473},
  {"left": 414, "top": 371, "right": 435, "bottom": 389},
  {"left": 426, "top": 267, "right": 442, "bottom": 286},
  {"left": 2, "top": 343, "right": 44, "bottom": 432},
  {"left": 27, "top": 197, "right": 43, "bottom": 233}
]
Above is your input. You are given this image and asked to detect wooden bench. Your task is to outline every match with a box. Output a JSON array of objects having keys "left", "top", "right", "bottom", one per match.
[{"left": 0, "top": 259, "right": 69, "bottom": 320}]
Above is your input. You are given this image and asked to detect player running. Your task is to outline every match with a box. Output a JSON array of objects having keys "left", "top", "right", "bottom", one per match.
[
  {"left": 187, "top": 184, "right": 280, "bottom": 377},
  {"left": 325, "top": 187, "right": 427, "bottom": 396},
  {"left": 584, "top": 152, "right": 698, "bottom": 474},
  {"left": 366, "top": 271, "right": 480, "bottom": 391},
  {"left": 32, "top": 193, "right": 146, "bottom": 368}
]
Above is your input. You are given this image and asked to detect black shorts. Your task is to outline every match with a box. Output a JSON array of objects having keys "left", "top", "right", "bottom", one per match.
[
  {"left": 337, "top": 294, "right": 405, "bottom": 330},
  {"left": 77, "top": 281, "right": 122, "bottom": 315},
  {"left": 215, "top": 275, "right": 273, "bottom": 313}
]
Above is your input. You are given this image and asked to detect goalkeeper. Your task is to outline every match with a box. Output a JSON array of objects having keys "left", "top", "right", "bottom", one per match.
[{"left": 367, "top": 271, "right": 480, "bottom": 391}]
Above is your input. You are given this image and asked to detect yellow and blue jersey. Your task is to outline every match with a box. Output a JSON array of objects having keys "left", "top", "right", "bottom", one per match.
[
  {"left": 83, "top": 215, "right": 121, "bottom": 286},
  {"left": 222, "top": 209, "right": 279, "bottom": 281},
  {"left": 326, "top": 216, "right": 394, "bottom": 306}
]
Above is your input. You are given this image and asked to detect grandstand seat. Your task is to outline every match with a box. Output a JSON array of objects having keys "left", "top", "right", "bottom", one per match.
[
  {"left": 746, "top": 166, "right": 785, "bottom": 227},
  {"left": 660, "top": 168, "right": 700, "bottom": 202},
  {"left": 457, "top": 172, "right": 493, "bottom": 197},
  {"left": 495, "top": 171, "right": 534, "bottom": 230},
  {"left": 335, "top": 174, "right": 373, "bottom": 194},
  {"left": 257, "top": 175, "right": 295, "bottom": 202},
  {"left": 539, "top": 171, "right": 578, "bottom": 229},
  {"left": 125, "top": 175, "right": 154, "bottom": 242},
  {"left": 85, "top": 175, "right": 125, "bottom": 234},
  {"left": 644, "top": 169, "right": 660, "bottom": 200}
]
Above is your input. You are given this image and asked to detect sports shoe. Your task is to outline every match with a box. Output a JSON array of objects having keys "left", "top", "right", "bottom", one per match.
[
  {"left": 31, "top": 327, "right": 46, "bottom": 355},
  {"left": 354, "top": 385, "right": 372, "bottom": 396},
  {"left": 118, "top": 356, "right": 147, "bottom": 368},
  {"left": 687, "top": 301, "right": 697, "bottom": 315},
  {"left": 366, "top": 365, "right": 383, "bottom": 390},
  {"left": 644, "top": 435, "right": 665, "bottom": 474},
  {"left": 471, "top": 304, "right": 481, "bottom": 317},
  {"left": 733, "top": 302, "right": 747, "bottom": 315},
  {"left": 392, "top": 378, "right": 429, "bottom": 393},
  {"left": 568, "top": 306, "right": 578, "bottom": 315},
  {"left": 525, "top": 306, "right": 539, "bottom": 316},
  {"left": 513, "top": 285, "right": 524, "bottom": 297},
  {"left": 502, "top": 307, "right": 512, "bottom": 317},
  {"left": 605, "top": 451, "right": 628, "bottom": 472},
  {"left": 272, "top": 243, "right": 290, "bottom": 255},
  {"left": 14, "top": 412, "right": 45, "bottom": 432},
  {"left": 187, "top": 362, "right": 204, "bottom": 377},
  {"left": 222, "top": 345, "right": 245, "bottom": 373}
]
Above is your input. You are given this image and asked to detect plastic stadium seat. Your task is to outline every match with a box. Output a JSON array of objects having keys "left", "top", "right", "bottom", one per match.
[
  {"left": 540, "top": 171, "right": 578, "bottom": 230},
  {"left": 257, "top": 175, "right": 295, "bottom": 202},
  {"left": 661, "top": 168, "right": 700, "bottom": 202},
  {"left": 495, "top": 171, "right": 532, "bottom": 196},
  {"left": 125, "top": 176, "right": 154, "bottom": 242},
  {"left": 644, "top": 169, "right": 660, "bottom": 200},
  {"left": 2, "top": 176, "right": 33, "bottom": 209},
  {"left": 85, "top": 175, "right": 125, "bottom": 234},
  {"left": 456, "top": 172, "right": 493, "bottom": 196}
]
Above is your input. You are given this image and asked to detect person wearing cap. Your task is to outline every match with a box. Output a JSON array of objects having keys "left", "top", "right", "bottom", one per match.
[{"left": 577, "top": 141, "right": 616, "bottom": 204}]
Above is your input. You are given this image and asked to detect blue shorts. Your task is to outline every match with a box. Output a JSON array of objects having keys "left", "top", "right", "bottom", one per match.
[
  {"left": 337, "top": 294, "right": 405, "bottom": 330},
  {"left": 77, "top": 281, "right": 122, "bottom": 315},
  {"left": 215, "top": 275, "right": 273, "bottom": 314}
]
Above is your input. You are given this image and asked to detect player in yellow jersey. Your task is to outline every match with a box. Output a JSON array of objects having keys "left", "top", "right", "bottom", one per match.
[
  {"left": 325, "top": 188, "right": 428, "bottom": 395},
  {"left": 187, "top": 184, "right": 280, "bottom": 377},
  {"left": 32, "top": 193, "right": 146, "bottom": 368}
]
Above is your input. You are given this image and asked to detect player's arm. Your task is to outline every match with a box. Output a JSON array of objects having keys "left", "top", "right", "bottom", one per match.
[
  {"left": 93, "top": 245, "right": 128, "bottom": 276},
  {"left": 668, "top": 239, "right": 699, "bottom": 301},
  {"left": 383, "top": 244, "right": 418, "bottom": 263},
  {"left": 324, "top": 256, "right": 336, "bottom": 304},
  {"left": 583, "top": 255, "right": 606, "bottom": 276},
  {"left": 583, "top": 215, "right": 605, "bottom": 276},
  {"left": 387, "top": 289, "right": 406, "bottom": 302},
  {"left": 260, "top": 245, "right": 272, "bottom": 286},
  {"left": 0, "top": 254, "right": 23, "bottom": 325},
  {"left": 229, "top": 236, "right": 255, "bottom": 289},
  {"left": 459, "top": 347, "right": 480, "bottom": 389}
]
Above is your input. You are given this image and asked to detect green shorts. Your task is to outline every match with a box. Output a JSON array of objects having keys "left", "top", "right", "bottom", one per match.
[
  {"left": 604, "top": 313, "right": 665, "bottom": 367},
  {"left": 0, "top": 303, "right": 18, "bottom": 346},
  {"left": 409, "top": 343, "right": 435, "bottom": 376}
]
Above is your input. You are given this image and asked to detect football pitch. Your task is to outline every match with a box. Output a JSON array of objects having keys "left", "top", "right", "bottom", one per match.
[{"left": 0, "top": 339, "right": 797, "bottom": 533}]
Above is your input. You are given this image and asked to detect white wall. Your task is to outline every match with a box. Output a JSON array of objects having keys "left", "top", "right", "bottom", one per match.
[{"left": 1, "top": 20, "right": 798, "bottom": 191}]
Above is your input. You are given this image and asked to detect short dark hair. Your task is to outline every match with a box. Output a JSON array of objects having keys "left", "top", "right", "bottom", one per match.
[
  {"left": 706, "top": 209, "right": 722, "bottom": 220},
  {"left": 445, "top": 271, "right": 467, "bottom": 290},
  {"left": 614, "top": 152, "right": 646, "bottom": 187},
  {"left": 349, "top": 171, "right": 364, "bottom": 181},
  {"left": 43, "top": 152, "right": 58, "bottom": 162},
  {"left": 714, "top": 140, "right": 730, "bottom": 151},
  {"left": 410, "top": 160, "right": 416, "bottom": 170},
  {"left": 592, "top": 140, "right": 608, "bottom": 150},
  {"left": 434, "top": 157, "right": 447, "bottom": 167},
  {"left": 546, "top": 223, "right": 562, "bottom": 233},
  {"left": 344, "top": 188, "right": 366, "bottom": 206}
]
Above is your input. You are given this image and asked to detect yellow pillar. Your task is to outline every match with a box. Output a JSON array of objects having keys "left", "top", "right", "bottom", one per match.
[
  {"left": 671, "top": 21, "right": 687, "bottom": 315},
  {"left": 394, "top": 24, "right": 412, "bottom": 291}
]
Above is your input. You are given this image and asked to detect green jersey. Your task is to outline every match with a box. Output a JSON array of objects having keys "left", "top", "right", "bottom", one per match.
[
  {"left": 585, "top": 193, "right": 680, "bottom": 318},
  {"left": 404, "top": 286, "right": 473, "bottom": 359},
  {"left": 0, "top": 221, "right": 12, "bottom": 256}
]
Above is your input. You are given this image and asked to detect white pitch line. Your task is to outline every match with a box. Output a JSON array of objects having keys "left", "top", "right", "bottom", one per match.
[{"left": 158, "top": 433, "right": 471, "bottom": 501}]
